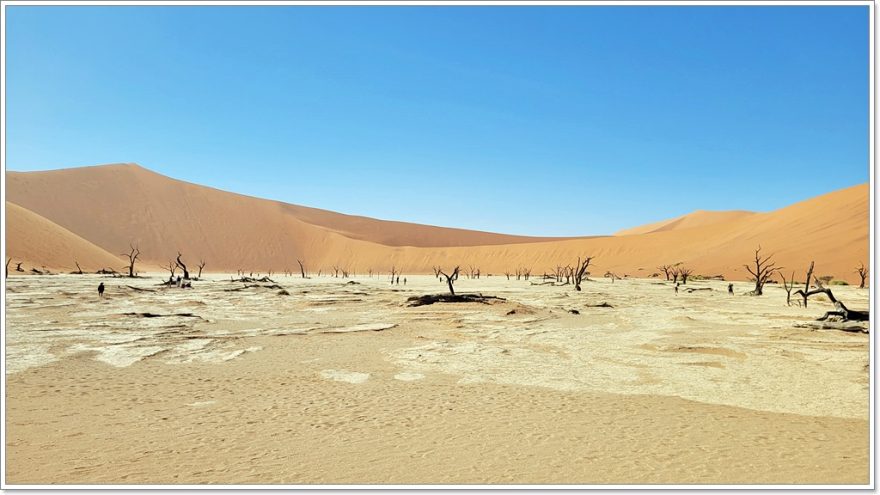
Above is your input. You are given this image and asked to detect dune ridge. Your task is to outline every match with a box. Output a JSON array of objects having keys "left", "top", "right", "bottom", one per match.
[{"left": 4, "top": 163, "right": 869, "bottom": 283}]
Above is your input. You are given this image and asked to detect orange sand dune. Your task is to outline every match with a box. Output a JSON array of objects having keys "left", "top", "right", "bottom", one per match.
[
  {"left": 4, "top": 164, "right": 870, "bottom": 283},
  {"left": 5, "top": 201, "right": 124, "bottom": 273},
  {"left": 616, "top": 210, "right": 757, "bottom": 236}
]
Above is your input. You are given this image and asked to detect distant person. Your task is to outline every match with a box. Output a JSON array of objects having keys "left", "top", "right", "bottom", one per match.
[
  {"left": 674, "top": 283, "right": 679, "bottom": 295},
  {"left": 176, "top": 275, "right": 182, "bottom": 287},
  {"left": 403, "top": 278, "right": 407, "bottom": 285},
  {"left": 98, "top": 282, "right": 105, "bottom": 297},
  {"left": 728, "top": 283, "right": 734, "bottom": 295},
  {"left": 396, "top": 276, "right": 400, "bottom": 285}
]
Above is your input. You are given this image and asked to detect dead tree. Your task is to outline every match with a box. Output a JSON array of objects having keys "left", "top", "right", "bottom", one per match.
[
  {"left": 176, "top": 252, "right": 190, "bottom": 279},
  {"left": 679, "top": 267, "right": 692, "bottom": 285},
  {"left": 164, "top": 260, "right": 178, "bottom": 280},
  {"left": 332, "top": 265, "right": 341, "bottom": 278},
  {"left": 73, "top": 260, "right": 84, "bottom": 275},
  {"left": 573, "top": 256, "right": 593, "bottom": 291},
  {"left": 522, "top": 267, "right": 532, "bottom": 281},
  {"left": 5, "top": 258, "right": 10, "bottom": 278},
  {"left": 798, "top": 261, "right": 815, "bottom": 308},
  {"left": 671, "top": 267, "right": 680, "bottom": 284},
  {"left": 297, "top": 259, "right": 307, "bottom": 279},
  {"left": 467, "top": 265, "right": 476, "bottom": 279},
  {"left": 794, "top": 285, "right": 869, "bottom": 322},
  {"left": 780, "top": 271, "right": 796, "bottom": 306},
  {"left": 743, "top": 246, "right": 779, "bottom": 296},
  {"left": 856, "top": 262, "right": 868, "bottom": 289},
  {"left": 342, "top": 268, "right": 350, "bottom": 278},
  {"left": 122, "top": 244, "right": 140, "bottom": 278},
  {"left": 657, "top": 265, "right": 673, "bottom": 281},
  {"left": 604, "top": 271, "right": 620, "bottom": 283},
  {"left": 390, "top": 266, "right": 399, "bottom": 284},
  {"left": 197, "top": 260, "right": 206, "bottom": 278},
  {"left": 432, "top": 266, "right": 441, "bottom": 279},
  {"left": 438, "top": 266, "right": 460, "bottom": 295},
  {"left": 515, "top": 268, "right": 522, "bottom": 281},
  {"left": 504, "top": 270, "right": 511, "bottom": 280}
]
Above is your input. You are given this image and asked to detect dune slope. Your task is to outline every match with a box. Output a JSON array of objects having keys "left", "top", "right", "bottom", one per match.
[
  {"left": 6, "top": 201, "right": 124, "bottom": 272},
  {"left": 4, "top": 164, "right": 869, "bottom": 283}
]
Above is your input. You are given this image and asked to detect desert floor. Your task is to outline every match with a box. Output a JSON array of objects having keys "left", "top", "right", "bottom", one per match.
[{"left": 4, "top": 273, "right": 871, "bottom": 485}]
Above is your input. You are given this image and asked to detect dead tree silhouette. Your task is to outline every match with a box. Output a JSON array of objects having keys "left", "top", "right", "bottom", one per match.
[
  {"left": 438, "top": 266, "right": 460, "bottom": 295},
  {"left": 573, "top": 257, "right": 593, "bottom": 291},
  {"left": 122, "top": 244, "right": 140, "bottom": 278},
  {"left": 856, "top": 262, "right": 868, "bottom": 289},
  {"left": 176, "top": 252, "right": 190, "bottom": 279},
  {"left": 743, "top": 246, "right": 780, "bottom": 296},
  {"left": 780, "top": 271, "right": 796, "bottom": 306}
]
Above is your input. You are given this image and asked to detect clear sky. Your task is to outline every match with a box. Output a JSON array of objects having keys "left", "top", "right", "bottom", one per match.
[{"left": 5, "top": 5, "right": 870, "bottom": 236}]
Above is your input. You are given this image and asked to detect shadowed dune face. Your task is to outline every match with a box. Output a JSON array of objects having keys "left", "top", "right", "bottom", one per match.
[
  {"left": 6, "top": 201, "right": 124, "bottom": 272},
  {"left": 4, "top": 163, "right": 869, "bottom": 283}
]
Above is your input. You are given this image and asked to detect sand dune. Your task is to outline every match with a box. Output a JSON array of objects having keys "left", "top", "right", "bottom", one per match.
[
  {"left": 5, "top": 201, "right": 124, "bottom": 273},
  {"left": 615, "top": 209, "right": 757, "bottom": 236},
  {"left": 4, "top": 163, "right": 869, "bottom": 283}
]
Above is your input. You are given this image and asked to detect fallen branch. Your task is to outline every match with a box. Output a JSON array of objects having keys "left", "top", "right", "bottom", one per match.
[
  {"left": 406, "top": 293, "right": 506, "bottom": 307},
  {"left": 792, "top": 287, "right": 869, "bottom": 322},
  {"left": 793, "top": 321, "right": 869, "bottom": 333}
]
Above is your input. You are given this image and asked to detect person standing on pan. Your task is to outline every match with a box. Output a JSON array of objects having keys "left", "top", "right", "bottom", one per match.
[{"left": 98, "top": 282, "right": 105, "bottom": 297}]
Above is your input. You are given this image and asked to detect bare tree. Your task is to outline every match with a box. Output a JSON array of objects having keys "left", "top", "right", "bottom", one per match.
[
  {"left": 504, "top": 270, "right": 511, "bottom": 281},
  {"left": 671, "top": 267, "right": 680, "bottom": 284},
  {"left": 121, "top": 243, "right": 140, "bottom": 278},
  {"left": 801, "top": 261, "right": 815, "bottom": 308},
  {"left": 16, "top": 262, "right": 24, "bottom": 272},
  {"left": 73, "top": 260, "right": 84, "bottom": 275},
  {"left": 5, "top": 258, "right": 11, "bottom": 278},
  {"left": 743, "top": 246, "right": 779, "bottom": 296},
  {"left": 604, "top": 271, "right": 620, "bottom": 283},
  {"left": 332, "top": 265, "right": 341, "bottom": 278},
  {"left": 467, "top": 265, "right": 476, "bottom": 279},
  {"left": 573, "top": 256, "right": 593, "bottom": 291},
  {"left": 197, "top": 260, "right": 206, "bottom": 278},
  {"left": 390, "top": 266, "right": 399, "bottom": 284},
  {"left": 176, "top": 252, "right": 190, "bottom": 279},
  {"left": 657, "top": 265, "right": 673, "bottom": 281},
  {"left": 164, "top": 260, "right": 178, "bottom": 280},
  {"left": 515, "top": 268, "right": 522, "bottom": 281},
  {"left": 296, "top": 259, "right": 307, "bottom": 279},
  {"left": 780, "top": 271, "right": 796, "bottom": 306},
  {"left": 438, "top": 266, "right": 460, "bottom": 295},
  {"left": 856, "top": 262, "right": 868, "bottom": 289},
  {"left": 432, "top": 266, "right": 441, "bottom": 279},
  {"left": 522, "top": 267, "right": 532, "bottom": 281},
  {"left": 679, "top": 267, "right": 693, "bottom": 285}
]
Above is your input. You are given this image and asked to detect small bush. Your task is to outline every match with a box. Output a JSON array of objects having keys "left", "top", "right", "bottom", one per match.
[{"left": 830, "top": 280, "right": 849, "bottom": 286}]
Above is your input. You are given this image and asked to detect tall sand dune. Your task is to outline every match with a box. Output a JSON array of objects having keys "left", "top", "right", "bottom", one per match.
[{"left": 4, "top": 163, "right": 870, "bottom": 283}]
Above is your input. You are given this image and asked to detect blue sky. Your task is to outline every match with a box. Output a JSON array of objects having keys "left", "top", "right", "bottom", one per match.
[{"left": 5, "top": 5, "right": 870, "bottom": 236}]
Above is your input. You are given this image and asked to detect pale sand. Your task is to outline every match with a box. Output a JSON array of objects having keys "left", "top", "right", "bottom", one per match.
[
  {"left": 4, "top": 274, "right": 869, "bottom": 485},
  {"left": 5, "top": 164, "right": 870, "bottom": 284}
]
